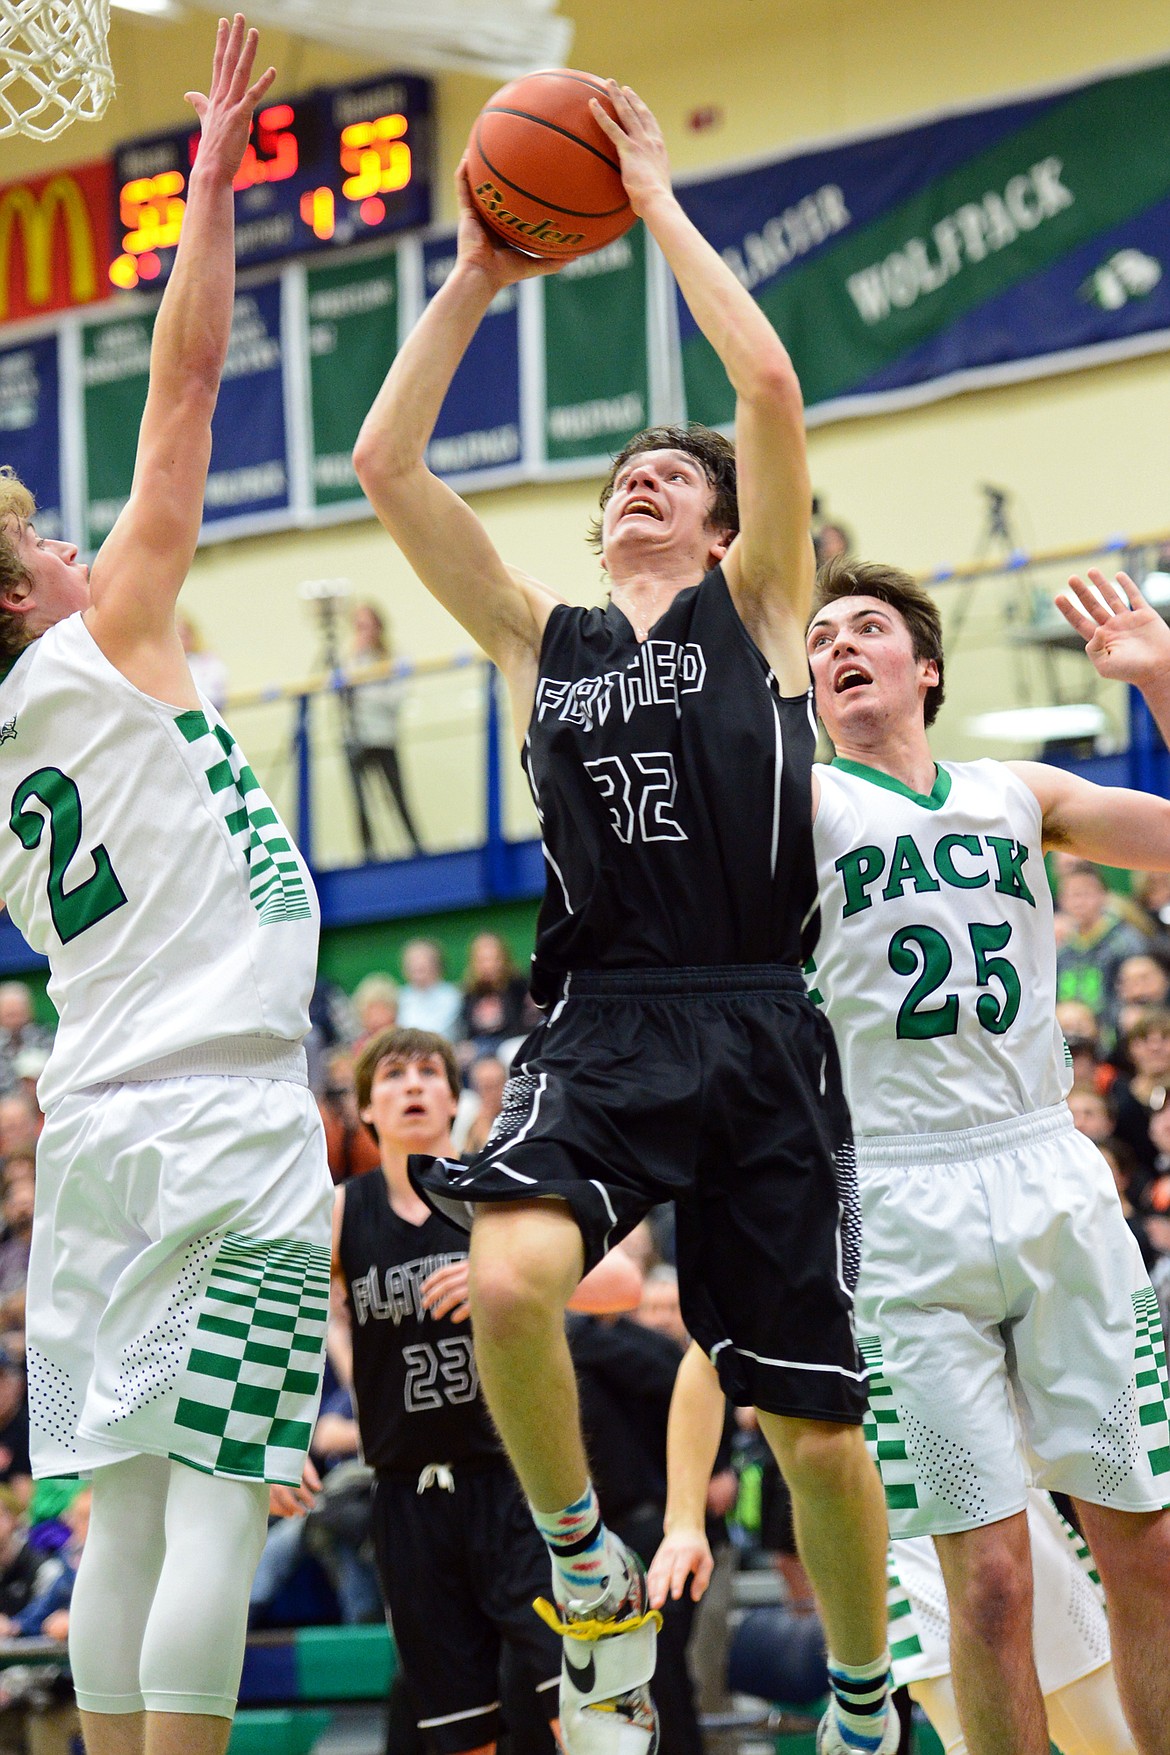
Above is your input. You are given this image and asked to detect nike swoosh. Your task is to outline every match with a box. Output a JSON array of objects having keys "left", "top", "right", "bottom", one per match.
[{"left": 564, "top": 1647, "right": 596, "bottom": 1694}]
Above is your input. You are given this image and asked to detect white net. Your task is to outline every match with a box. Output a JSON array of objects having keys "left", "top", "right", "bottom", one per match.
[{"left": 0, "top": 0, "right": 113, "bottom": 142}]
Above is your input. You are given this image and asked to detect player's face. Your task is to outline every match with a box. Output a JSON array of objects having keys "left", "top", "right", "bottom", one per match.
[
  {"left": 8, "top": 522, "right": 91, "bottom": 627},
  {"left": 363, "top": 1052, "right": 458, "bottom": 1150},
  {"left": 600, "top": 449, "right": 729, "bottom": 574},
  {"left": 806, "top": 596, "right": 937, "bottom": 743}
]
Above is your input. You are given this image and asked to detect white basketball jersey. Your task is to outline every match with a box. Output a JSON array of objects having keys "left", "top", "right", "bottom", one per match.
[
  {"left": 0, "top": 615, "right": 319, "bottom": 1108},
  {"left": 811, "top": 758, "right": 1070, "bottom": 1137}
]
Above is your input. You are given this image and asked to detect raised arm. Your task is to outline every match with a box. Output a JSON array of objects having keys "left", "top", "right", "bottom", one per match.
[
  {"left": 1010, "top": 570, "right": 1170, "bottom": 867},
  {"left": 353, "top": 173, "right": 563, "bottom": 707},
  {"left": 86, "top": 16, "right": 274, "bottom": 697},
  {"left": 593, "top": 85, "right": 814, "bottom": 692}
]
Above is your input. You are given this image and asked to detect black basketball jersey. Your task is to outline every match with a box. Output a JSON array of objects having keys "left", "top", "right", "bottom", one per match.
[
  {"left": 339, "top": 1171, "right": 499, "bottom": 1475},
  {"left": 525, "top": 563, "right": 820, "bottom": 1001}
]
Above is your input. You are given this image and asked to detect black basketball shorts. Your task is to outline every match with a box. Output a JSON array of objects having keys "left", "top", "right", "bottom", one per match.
[
  {"left": 371, "top": 1459, "right": 560, "bottom": 1755},
  {"left": 411, "top": 965, "right": 867, "bottom": 1424}
]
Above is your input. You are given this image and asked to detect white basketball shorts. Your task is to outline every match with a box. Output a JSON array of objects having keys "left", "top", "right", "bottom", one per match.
[
  {"left": 27, "top": 1074, "right": 333, "bottom": 1486},
  {"left": 856, "top": 1104, "right": 1170, "bottom": 1536},
  {"left": 886, "top": 1489, "right": 1109, "bottom": 1689}
]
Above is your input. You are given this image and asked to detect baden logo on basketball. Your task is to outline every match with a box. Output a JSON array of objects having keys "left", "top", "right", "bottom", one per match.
[{"left": 473, "top": 181, "right": 586, "bottom": 253}]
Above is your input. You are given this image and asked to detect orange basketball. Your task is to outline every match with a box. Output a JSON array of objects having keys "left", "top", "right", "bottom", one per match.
[{"left": 466, "top": 69, "right": 635, "bottom": 261}]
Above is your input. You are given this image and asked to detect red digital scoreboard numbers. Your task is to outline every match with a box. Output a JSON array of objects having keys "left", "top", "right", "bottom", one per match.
[{"left": 111, "top": 73, "right": 431, "bottom": 289}]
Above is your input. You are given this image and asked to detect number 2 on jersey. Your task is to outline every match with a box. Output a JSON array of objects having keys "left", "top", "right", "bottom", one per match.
[
  {"left": 890, "top": 920, "right": 1021, "bottom": 1040},
  {"left": 9, "top": 767, "right": 128, "bottom": 944}
]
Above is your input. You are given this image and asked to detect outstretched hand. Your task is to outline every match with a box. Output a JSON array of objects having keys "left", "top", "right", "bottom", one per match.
[
  {"left": 186, "top": 13, "right": 276, "bottom": 187},
  {"left": 1055, "top": 568, "right": 1170, "bottom": 686},
  {"left": 454, "top": 159, "right": 564, "bottom": 291},
  {"left": 647, "top": 1525, "right": 714, "bottom": 1608},
  {"left": 589, "top": 82, "right": 672, "bottom": 217}
]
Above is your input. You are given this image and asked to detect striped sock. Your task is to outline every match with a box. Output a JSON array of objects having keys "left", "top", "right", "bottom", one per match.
[
  {"left": 827, "top": 1650, "right": 892, "bottom": 1752},
  {"left": 531, "top": 1482, "right": 620, "bottom": 1606}
]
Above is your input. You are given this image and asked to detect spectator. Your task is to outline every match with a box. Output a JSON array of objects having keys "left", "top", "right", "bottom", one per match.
[
  {"left": 318, "top": 1051, "right": 381, "bottom": 1185},
  {"left": 0, "top": 1162, "right": 34, "bottom": 1346},
  {"left": 636, "top": 1264, "right": 689, "bottom": 1349},
  {"left": 1067, "top": 1083, "right": 1115, "bottom": 1146},
  {"left": 344, "top": 602, "right": 424, "bottom": 860},
  {"left": 1112, "top": 1007, "right": 1170, "bottom": 1180},
  {"left": 0, "top": 1486, "right": 39, "bottom": 1620},
  {"left": 1055, "top": 1000, "right": 1113, "bottom": 1091},
  {"left": 458, "top": 932, "right": 536, "bottom": 1062},
  {"left": 1116, "top": 949, "right": 1170, "bottom": 1043},
  {"left": 0, "top": 1093, "right": 43, "bottom": 1160},
  {"left": 0, "top": 1351, "right": 32, "bottom": 1508},
  {"left": 305, "top": 977, "right": 358, "bottom": 1097},
  {"left": 616, "top": 1219, "right": 662, "bottom": 1276},
  {"left": 351, "top": 974, "right": 399, "bottom": 1049},
  {"left": 460, "top": 1053, "right": 507, "bottom": 1157},
  {"left": 397, "top": 939, "right": 463, "bottom": 1041},
  {"left": 176, "top": 612, "right": 228, "bottom": 713},
  {"left": 0, "top": 985, "right": 50, "bottom": 1098},
  {"left": 813, "top": 521, "right": 852, "bottom": 568},
  {"left": 1055, "top": 862, "right": 1149, "bottom": 1034},
  {"left": 1134, "top": 871, "right": 1170, "bottom": 939},
  {"left": 0, "top": 1486, "right": 89, "bottom": 1639}
]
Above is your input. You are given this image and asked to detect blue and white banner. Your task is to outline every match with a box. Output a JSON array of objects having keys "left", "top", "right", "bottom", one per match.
[{"left": 674, "top": 57, "right": 1170, "bottom": 426}]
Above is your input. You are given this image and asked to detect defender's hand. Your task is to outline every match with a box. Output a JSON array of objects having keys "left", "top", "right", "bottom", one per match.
[
  {"left": 422, "top": 1257, "right": 472, "bottom": 1323},
  {"left": 648, "top": 1525, "right": 714, "bottom": 1607},
  {"left": 186, "top": 14, "right": 276, "bottom": 188},
  {"left": 1055, "top": 569, "right": 1170, "bottom": 687},
  {"left": 589, "top": 83, "right": 672, "bottom": 218}
]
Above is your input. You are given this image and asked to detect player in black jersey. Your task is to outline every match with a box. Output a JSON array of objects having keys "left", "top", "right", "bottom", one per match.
[
  {"left": 353, "top": 81, "right": 898, "bottom": 1755},
  {"left": 335, "top": 1028, "right": 640, "bottom": 1755}
]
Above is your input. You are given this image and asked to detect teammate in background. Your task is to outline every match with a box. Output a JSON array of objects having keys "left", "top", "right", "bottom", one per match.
[
  {"left": 354, "top": 80, "right": 898, "bottom": 1755},
  {"left": 651, "top": 559, "right": 1170, "bottom": 1755},
  {"left": 0, "top": 20, "right": 333, "bottom": 1755},
  {"left": 333, "top": 1027, "right": 642, "bottom": 1755},
  {"left": 652, "top": 1351, "right": 1137, "bottom": 1755}
]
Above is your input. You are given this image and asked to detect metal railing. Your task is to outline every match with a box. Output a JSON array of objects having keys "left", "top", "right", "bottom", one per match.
[{"left": 218, "top": 527, "right": 1170, "bottom": 876}]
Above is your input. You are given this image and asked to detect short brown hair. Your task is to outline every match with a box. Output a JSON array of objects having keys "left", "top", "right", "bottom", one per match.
[
  {"left": 588, "top": 424, "right": 738, "bottom": 555},
  {"left": 1124, "top": 1006, "right": 1170, "bottom": 1047},
  {"left": 0, "top": 468, "right": 35, "bottom": 666},
  {"left": 353, "top": 1027, "right": 461, "bottom": 1116},
  {"left": 811, "top": 555, "right": 946, "bottom": 728}
]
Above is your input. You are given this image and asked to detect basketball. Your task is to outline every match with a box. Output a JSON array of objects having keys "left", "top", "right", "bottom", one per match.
[{"left": 466, "top": 69, "right": 635, "bottom": 261}]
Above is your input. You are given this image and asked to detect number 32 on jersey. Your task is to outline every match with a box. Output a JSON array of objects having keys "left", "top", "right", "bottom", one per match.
[{"left": 584, "top": 751, "right": 687, "bottom": 844}]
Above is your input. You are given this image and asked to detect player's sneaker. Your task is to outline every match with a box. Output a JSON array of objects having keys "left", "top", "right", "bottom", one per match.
[
  {"left": 815, "top": 1699, "right": 901, "bottom": 1755},
  {"left": 534, "top": 1541, "right": 661, "bottom": 1755}
]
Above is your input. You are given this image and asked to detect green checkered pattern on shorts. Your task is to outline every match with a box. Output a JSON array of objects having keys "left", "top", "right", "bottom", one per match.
[
  {"left": 859, "top": 1333, "right": 920, "bottom": 1514},
  {"left": 1132, "top": 1285, "right": 1170, "bottom": 1479},
  {"left": 883, "top": 1550, "right": 924, "bottom": 1666},
  {"left": 172, "top": 1232, "right": 330, "bottom": 1482}
]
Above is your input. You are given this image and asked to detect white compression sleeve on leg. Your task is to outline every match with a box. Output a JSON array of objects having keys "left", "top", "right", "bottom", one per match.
[
  {"left": 139, "top": 1460, "right": 269, "bottom": 1719},
  {"left": 69, "top": 1454, "right": 171, "bottom": 1715}
]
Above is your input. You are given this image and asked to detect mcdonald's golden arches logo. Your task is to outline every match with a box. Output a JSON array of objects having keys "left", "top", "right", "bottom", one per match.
[{"left": 0, "top": 161, "right": 112, "bottom": 326}]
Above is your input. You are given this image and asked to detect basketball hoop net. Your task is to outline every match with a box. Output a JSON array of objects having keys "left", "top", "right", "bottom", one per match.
[{"left": 0, "top": 0, "right": 113, "bottom": 141}]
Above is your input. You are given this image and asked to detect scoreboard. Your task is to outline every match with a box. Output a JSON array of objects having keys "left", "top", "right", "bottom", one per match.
[{"left": 110, "top": 73, "right": 432, "bottom": 290}]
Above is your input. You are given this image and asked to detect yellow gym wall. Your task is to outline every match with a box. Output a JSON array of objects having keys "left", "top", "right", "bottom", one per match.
[{"left": 4, "top": 0, "right": 1169, "bottom": 856}]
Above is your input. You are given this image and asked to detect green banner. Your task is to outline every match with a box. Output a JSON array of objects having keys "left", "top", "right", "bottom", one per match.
[
  {"left": 676, "top": 59, "right": 1170, "bottom": 423},
  {"left": 81, "top": 308, "right": 154, "bottom": 551},
  {"left": 307, "top": 251, "right": 399, "bottom": 507},
  {"left": 543, "top": 225, "right": 649, "bottom": 465}
]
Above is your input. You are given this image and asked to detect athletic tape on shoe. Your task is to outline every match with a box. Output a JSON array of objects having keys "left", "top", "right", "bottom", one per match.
[{"left": 534, "top": 1598, "right": 660, "bottom": 1702}]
